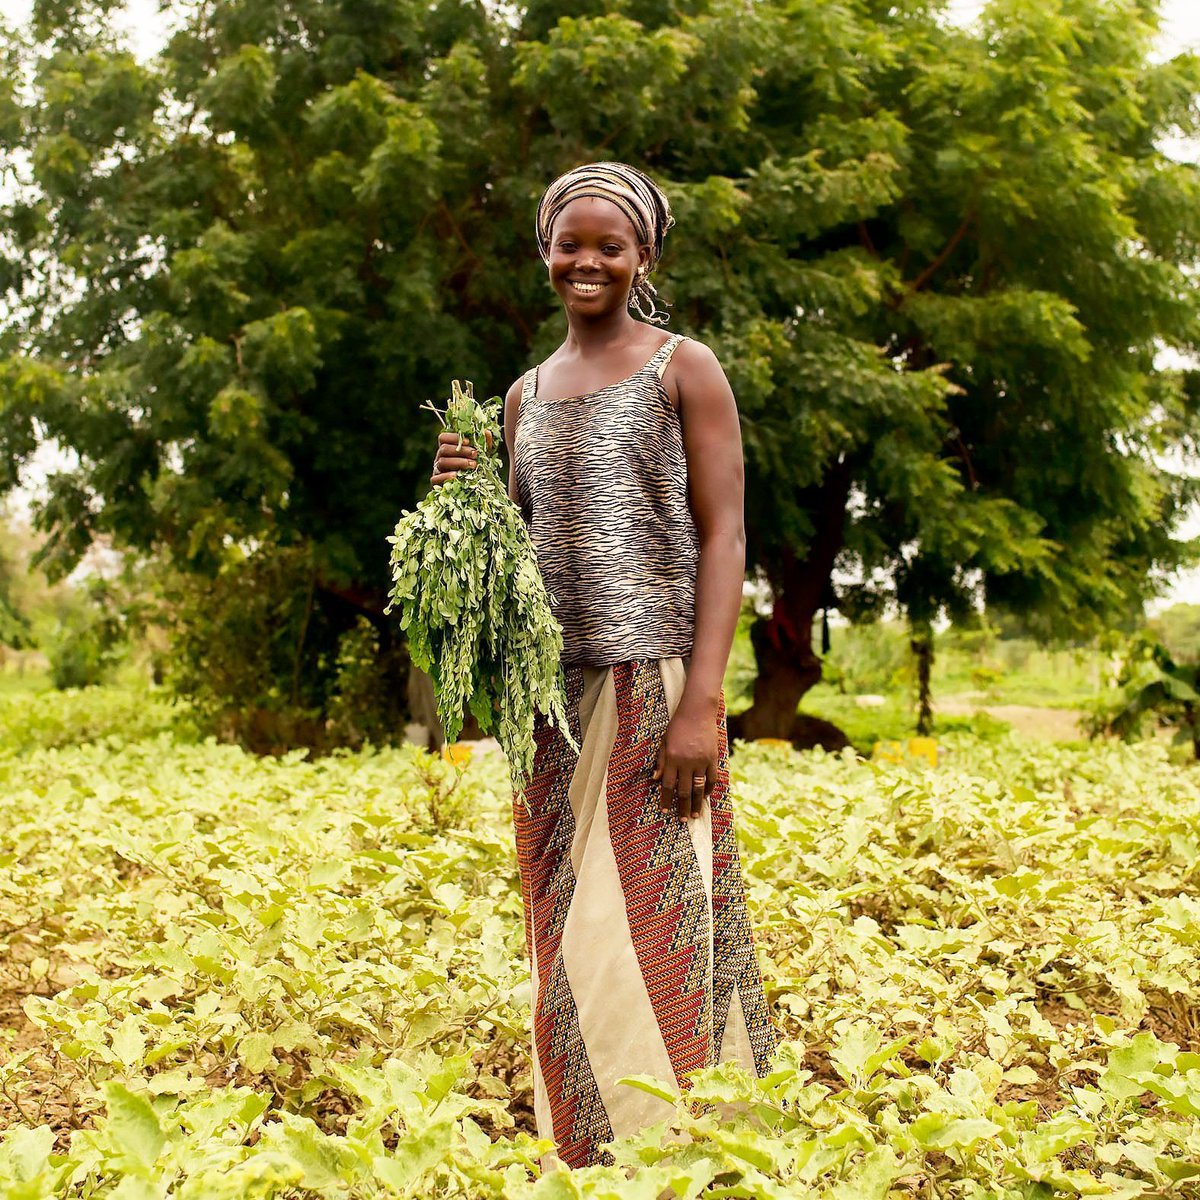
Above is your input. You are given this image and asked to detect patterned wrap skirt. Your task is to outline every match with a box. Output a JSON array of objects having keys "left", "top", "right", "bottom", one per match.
[{"left": 513, "top": 656, "right": 777, "bottom": 1169}]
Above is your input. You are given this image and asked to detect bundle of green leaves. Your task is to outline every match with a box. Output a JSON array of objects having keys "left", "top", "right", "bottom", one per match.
[{"left": 385, "top": 381, "right": 576, "bottom": 797}]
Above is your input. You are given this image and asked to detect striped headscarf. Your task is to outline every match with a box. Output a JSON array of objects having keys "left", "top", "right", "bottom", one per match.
[{"left": 535, "top": 161, "right": 676, "bottom": 326}]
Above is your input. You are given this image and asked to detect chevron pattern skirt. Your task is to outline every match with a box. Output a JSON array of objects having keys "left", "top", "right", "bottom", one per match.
[{"left": 512, "top": 657, "right": 776, "bottom": 1169}]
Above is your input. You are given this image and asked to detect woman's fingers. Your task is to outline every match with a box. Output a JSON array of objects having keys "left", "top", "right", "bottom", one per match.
[
  {"left": 656, "top": 753, "right": 677, "bottom": 814},
  {"left": 436, "top": 455, "right": 477, "bottom": 473},
  {"left": 655, "top": 757, "right": 712, "bottom": 821},
  {"left": 432, "top": 432, "right": 479, "bottom": 486},
  {"left": 677, "top": 777, "right": 692, "bottom": 822},
  {"left": 436, "top": 435, "right": 479, "bottom": 469}
]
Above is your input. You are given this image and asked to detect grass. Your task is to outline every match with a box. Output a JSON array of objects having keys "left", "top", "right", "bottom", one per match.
[
  {"left": 798, "top": 685, "right": 1018, "bottom": 751},
  {"left": 0, "top": 667, "right": 54, "bottom": 697},
  {"left": 723, "top": 616, "right": 1102, "bottom": 753}
]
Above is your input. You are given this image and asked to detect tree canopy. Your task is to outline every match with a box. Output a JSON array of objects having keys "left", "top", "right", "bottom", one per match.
[{"left": 1, "top": 0, "right": 1197, "bottom": 739}]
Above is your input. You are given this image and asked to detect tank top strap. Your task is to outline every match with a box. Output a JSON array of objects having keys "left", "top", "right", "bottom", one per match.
[{"left": 648, "top": 333, "right": 687, "bottom": 380}]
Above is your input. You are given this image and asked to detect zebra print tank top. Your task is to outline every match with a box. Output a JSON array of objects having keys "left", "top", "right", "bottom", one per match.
[{"left": 514, "top": 332, "right": 698, "bottom": 666}]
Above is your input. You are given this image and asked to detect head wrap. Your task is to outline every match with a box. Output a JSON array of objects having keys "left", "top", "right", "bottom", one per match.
[{"left": 535, "top": 161, "right": 676, "bottom": 326}]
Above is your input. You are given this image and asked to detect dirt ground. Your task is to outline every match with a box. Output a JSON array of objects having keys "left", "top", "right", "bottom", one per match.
[{"left": 935, "top": 699, "right": 1091, "bottom": 741}]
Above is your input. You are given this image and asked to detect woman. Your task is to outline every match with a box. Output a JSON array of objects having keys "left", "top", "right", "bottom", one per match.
[{"left": 432, "top": 162, "right": 775, "bottom": 1169}]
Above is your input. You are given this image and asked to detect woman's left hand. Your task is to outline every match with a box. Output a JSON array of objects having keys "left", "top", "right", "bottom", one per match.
[{"left": 652, "top": 701, "right": 720, "bottom": 820}]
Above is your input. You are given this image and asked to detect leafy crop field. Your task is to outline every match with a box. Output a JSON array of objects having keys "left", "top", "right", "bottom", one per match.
[{"left": 1, "top": 689, "right": 1198, "bottom": 1198}]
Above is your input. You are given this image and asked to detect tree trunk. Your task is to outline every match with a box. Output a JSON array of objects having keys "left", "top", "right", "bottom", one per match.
[
  {"left": 729, "top": 457, "right": 853, "bottom": 750},
  {"left": 407, "top": 663, "right": 446, "bottom": 751},
  {"left": 735, "top": 608, "right": 823, "bottom": 738},
  {"left": 911, "top": 621, "right": 934, "bottom": 735}
]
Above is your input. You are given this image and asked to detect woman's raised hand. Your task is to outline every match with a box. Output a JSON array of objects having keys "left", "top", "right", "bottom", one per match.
[{"left": 431, "top": 431, "right": 483, "bottom": 487}]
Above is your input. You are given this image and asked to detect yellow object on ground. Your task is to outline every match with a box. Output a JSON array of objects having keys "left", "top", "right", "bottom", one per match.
[
  {"left": 872, "top": 737, "right": 938, "bottom": 766},
  {"left": 441, "top": 743, "right": 473, "bottom": 767},
  {"left": 907, "top": 737, "right": 938, "bottom": 766}
]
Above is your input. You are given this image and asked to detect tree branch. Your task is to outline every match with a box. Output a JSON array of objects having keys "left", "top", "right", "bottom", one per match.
[{"left": 908, "top": 212, "right": 974, "bottom": 294}]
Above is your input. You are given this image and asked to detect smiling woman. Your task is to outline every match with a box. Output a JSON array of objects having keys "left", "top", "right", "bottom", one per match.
[
  {"left": 431, "top": 160, "right": 775, "bottom": 1170},
  {"left": 535, "top": 160, "right": 675, "bottom": 327}
]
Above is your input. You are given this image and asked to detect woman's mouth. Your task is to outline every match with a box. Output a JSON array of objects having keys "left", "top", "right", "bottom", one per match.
[{"left": 569, "top": 280, "right": 608, "bottom": 296}]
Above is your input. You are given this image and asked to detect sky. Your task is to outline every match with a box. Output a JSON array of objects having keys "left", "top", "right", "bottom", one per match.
[
  {"left": 4, "top": 0, "right": 1196, "bottom": 61},
  {"left": 951, "top": 0, "right": 1200, "bottom": 55},
  {"left": 1, "top": 0, "right": 1198, "bottom": 612}
]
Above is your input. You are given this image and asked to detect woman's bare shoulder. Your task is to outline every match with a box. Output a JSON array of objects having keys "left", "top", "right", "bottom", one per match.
[
  {"left": 672, "top": 333, "right": 724, "bottom": 388},
  {"left": 664, "top": 334, "right": 728, "bottom": 411},
  {"left": 672, "top": 332, "right": 722, "bottom": 370}
]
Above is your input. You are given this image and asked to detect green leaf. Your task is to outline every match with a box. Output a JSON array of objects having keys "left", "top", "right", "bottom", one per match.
[
  {"left": 909, "top": 1113, "right": 1002, "bottom": 1149},
  {"left": 372, "top": 1117, "right": 455, "bottom": 1187},
  {"left": 238, "top": 1032, "right": 277, "bottom": 1074},
  {"left": 264, "top": 1112, "right": 362, "bottom": 1191},
  {"left": 1157, "top": 1157, "right": 1200, "bottom": 1182},
  {"left": 1098, "top": 1033, "right": 1160, "bottom": 1101},
  {"left": 1, "top": 1125, "right": 55, "bottom": 1182},
  {"left": 111, "top": 1015, "right": 146, "bottom": 1070},
  {"left": 830, "top": 1021, "right": 906, "bottom": 1083},
  {"left": 830, "top": 1147, "right": 903, "bottom": 1200},
  {"left": 101, "top": 1082, "right": 165, "bottom": 1173},
  {"left": 616, "top": 1075, "right": 680, "bottom": 1104}
]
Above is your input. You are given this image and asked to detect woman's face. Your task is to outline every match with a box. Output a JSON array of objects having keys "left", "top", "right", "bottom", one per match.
[{"left": 546, "top": 196, "right": 652, "bottom": 320}]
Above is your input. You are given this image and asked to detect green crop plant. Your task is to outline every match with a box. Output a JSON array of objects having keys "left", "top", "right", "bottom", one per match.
[
  {"left": 1089, "top": 635, "right": 1200, "bottom": 760},
  {"left": 1, "top": 685, "right": 1198, "bottom": 1196}
]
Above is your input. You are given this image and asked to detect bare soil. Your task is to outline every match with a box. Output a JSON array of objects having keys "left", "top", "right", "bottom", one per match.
[{"left": 935, "top": 699, "right": 1091, "bottom": 741}]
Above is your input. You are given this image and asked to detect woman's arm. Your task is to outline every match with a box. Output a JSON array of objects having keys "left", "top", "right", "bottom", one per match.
[
  {"left": 652, "top": 338, "right": 747, "bottom": 821},
  {"left": 503, "top": 375, "right": 523, "bottom": 506}
]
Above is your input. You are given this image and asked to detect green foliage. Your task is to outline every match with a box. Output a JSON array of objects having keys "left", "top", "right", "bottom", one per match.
[
  {"left": 1149, "top": 602, "right": 1200, "bottom": 663},
  {"left": 1088, "top": 631, "right": 1200, "bottom": 757},
  {"left": 824, "top": 620, "right": 914, "bottom": 696},
  {"left": 386, "top": 383, "right": 574, "bottom": 796},
  {"left": 800, "top": 687, "right": 1018, "bottom": 750},
  {"left": 821, "top": 616, "right": 1109, "bottom": 707},
  {"left": 152, "top": 540, "right": 407, "bottom": 753},
  {"left": 722, "top": 598, "right": 762, "bottom": 715},
  {"left": 1, "top": 0, "right": 1197, "bottom": 726},
  {"left": 0, "top": 511, "right": 45, "bottom": 653},
  {"left": 0, "top": 682, "right": 185, "bottom": 754},
  {"left": 44, "top": 575, "right": 127, "bottom": 689},
  {"left": 325, "top": 615, "right": 410, "bottom": 750},
  {"left": 0, "top": 688, "right": 1199, "bottom": 1195},
  {"left": 0, "top": 571, "right": 31, "bottom": 653}
]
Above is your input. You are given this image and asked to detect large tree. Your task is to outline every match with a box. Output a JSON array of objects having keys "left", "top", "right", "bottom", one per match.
[{"left": 1, "top": 0, "right": 1197, "bottom": 740}]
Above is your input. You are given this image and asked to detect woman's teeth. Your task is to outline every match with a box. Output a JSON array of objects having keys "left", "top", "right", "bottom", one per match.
[{"left": 571, "top": 281, "right": 607, "bottom": 295}]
